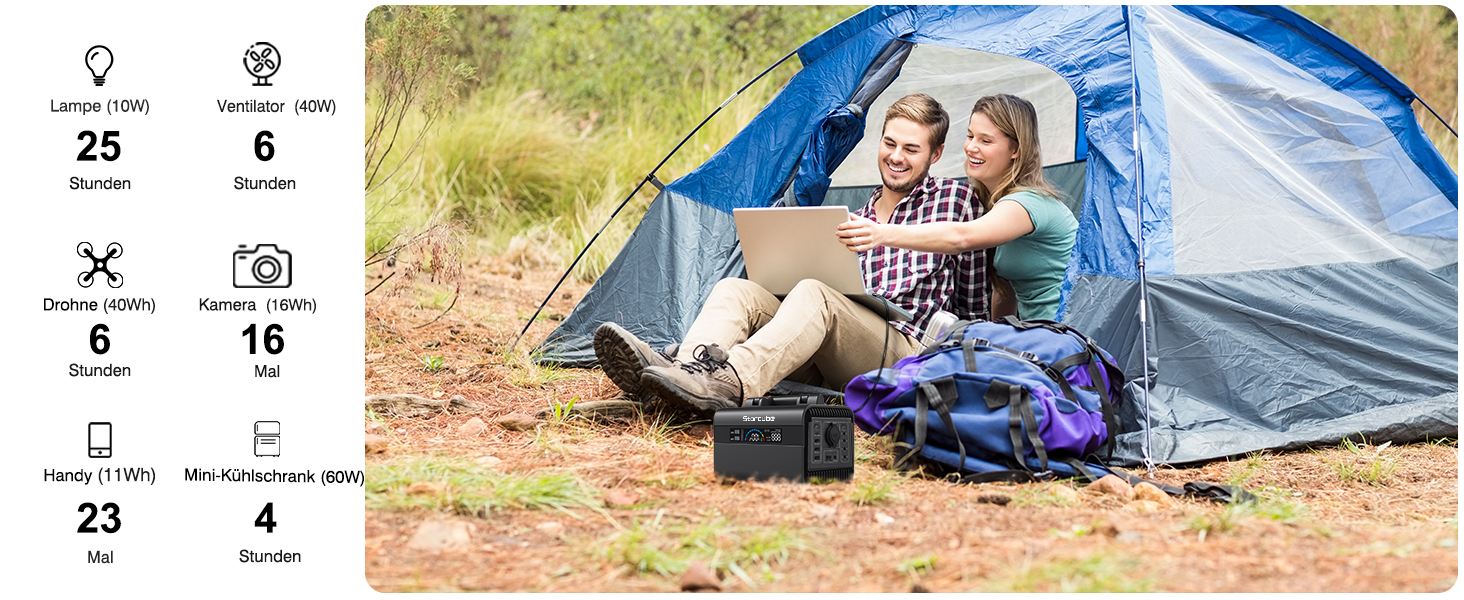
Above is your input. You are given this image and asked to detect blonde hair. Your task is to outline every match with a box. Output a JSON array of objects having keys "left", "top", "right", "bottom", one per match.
[
  {"left": 969, "top": 94, "right": 1063, "bottom": 211},
  {"left": 884, "top": 93, "right": 950, "bottom": 149}
]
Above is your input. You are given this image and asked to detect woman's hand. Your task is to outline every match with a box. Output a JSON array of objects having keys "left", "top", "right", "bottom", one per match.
[{"left": 837, "top": 214, "right": 885, "bottom": 253}]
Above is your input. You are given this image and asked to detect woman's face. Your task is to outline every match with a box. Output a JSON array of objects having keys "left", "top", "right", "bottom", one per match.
[{"left": 964, "top": 112, "right": 1019, "bottom": 191}]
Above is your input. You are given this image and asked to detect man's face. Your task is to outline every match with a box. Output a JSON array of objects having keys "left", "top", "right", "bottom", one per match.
[{"left": 878, "top": 117, "right": 943, "bottom": 197}]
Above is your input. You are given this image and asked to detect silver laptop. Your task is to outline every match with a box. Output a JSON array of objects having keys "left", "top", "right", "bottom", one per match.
[{"left": 733, "top": 206, "right": 912, "bottom": 321}]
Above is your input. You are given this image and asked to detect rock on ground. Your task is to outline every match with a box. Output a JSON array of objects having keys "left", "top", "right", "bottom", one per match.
[
  {"left": 1133, "top": 482, "right": 1174, "bottom": 505},
  {"left": 365, "top": 434, "right": 389, "bottom": 454},
  {"left": 407, "top": 519, "right": 473, "bottom": 550},
  {"left": 681, "top": 562, "right": 722, "bottom": 592},
  {"left": 458, "top": 417, "right": 487, "bottom": 437},
  {"left": 603, "top": 491, "right": 640, "bottom": 508},
  {"left": 497, "top": 413, "right": 540, "bottom": 431},
  {"left": 1089, "top": 474, "right": 1135, "bottom": 499}
]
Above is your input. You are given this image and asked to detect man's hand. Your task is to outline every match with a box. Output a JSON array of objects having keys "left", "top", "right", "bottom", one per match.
[{"left": 837, "top": 214, "right": 885, "bottom": 253}]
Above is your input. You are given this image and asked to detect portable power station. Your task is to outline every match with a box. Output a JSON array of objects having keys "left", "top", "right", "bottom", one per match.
[{"left": 712, "top": 395, "right": 855, "bottom": 482}]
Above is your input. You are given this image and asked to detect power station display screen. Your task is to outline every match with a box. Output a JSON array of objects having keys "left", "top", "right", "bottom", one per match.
[{"left": 726, "top": 427, "right": 783, "bottom": 444}]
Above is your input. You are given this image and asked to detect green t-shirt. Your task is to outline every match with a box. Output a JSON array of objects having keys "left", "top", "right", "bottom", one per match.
[{"left": 991, "top": 190, "right": 1077, "bottom": 321}]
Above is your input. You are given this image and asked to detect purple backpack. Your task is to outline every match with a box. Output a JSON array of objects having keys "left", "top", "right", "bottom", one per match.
[{"left": 846, "top": 317, "right": 1125, "bottom": 481}]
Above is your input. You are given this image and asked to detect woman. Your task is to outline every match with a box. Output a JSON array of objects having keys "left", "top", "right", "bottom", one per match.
[{"left": 837, "top": 94, "right": 1076, "bottom": 321}]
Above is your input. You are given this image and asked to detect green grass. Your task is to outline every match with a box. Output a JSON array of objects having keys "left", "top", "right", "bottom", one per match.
[
  {"left": 590, "top": 515, "right": 819, "bottom": 579},
  {"left": 1228, "top": 450, "right": 1269, "bottom": 486},
  {"left": 636, "top": 411, "right": 691, "bottom": 446},
  {"left": 1048, "top": 522, "right": 1099, "bottom": 540},
  {"left": 418, "top": 354, "right": 445, "bottom": 372},
  {"left": 847, "top": 471, "right": 904, "bottom": 506},
  {"left": 1249, "top": 486, "right": 1310, "bottom": 523},
  {"left": 365, "top": 456, "right": 599, "bottom": 518},
  {"left": 1187, "top": 486, "right": 1309, "bottom": 536},
  {"left": 982, "top": 555, "right": 1155, "bottom": 593},
  {"left": 367, "top": 7, "right": 865, "bottom": 281},
  {"left": 505, "top": 347, "right": 573, "bottom": 388},
  {"left": 896, "top": 555, "right": 938, "bottom": 576},
  {"left": 1321, "top": 438, "right": 1399, "bottom": 486},
  {"left": 544, "top": 395, "right": 580, "bottom": 426}
]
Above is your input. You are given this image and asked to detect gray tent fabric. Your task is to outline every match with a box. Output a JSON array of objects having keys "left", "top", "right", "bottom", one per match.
[
  {"left": 1067, "top": 259, "right": 1458, "bottom": 465},
  {"left": 539, "top": 190, "right": 745, "bottom": 365}
]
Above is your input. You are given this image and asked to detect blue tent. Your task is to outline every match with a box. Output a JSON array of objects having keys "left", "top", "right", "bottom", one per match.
[{"left": 539, "top": 5, "right": 1458, "bottom": 466}]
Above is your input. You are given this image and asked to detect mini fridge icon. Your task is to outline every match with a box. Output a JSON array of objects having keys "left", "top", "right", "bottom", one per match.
[{"left": 254, "top": 421, "right": 280, "bottom": 457}]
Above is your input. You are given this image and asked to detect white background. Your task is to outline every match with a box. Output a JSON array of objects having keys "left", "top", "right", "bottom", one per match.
[{"left": 3, "top": 2, "right": 370, "bottom": 595}]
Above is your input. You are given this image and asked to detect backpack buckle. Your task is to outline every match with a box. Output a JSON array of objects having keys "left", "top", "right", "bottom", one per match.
[{"left": 1032, "top": 470, "right": 1055, "bottom": 481}]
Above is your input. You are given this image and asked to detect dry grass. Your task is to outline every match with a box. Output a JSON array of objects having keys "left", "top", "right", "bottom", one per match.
[{"left": 363, "top": 259, "right": 1459, "bottom": 593}]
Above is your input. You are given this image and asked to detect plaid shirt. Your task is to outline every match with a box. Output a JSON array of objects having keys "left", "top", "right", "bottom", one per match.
[{"left": 856, "top": 175, "right": 990, "bottom": 341}]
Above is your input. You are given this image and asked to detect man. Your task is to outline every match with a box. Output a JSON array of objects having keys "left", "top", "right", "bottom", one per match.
[{"left": 595, "top": 93, "right": 989, "bottom": 417}]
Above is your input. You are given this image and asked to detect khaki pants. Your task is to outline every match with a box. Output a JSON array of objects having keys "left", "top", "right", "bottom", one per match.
[{"left": 677, "top": 278, "right": 920, "bottom": 399}]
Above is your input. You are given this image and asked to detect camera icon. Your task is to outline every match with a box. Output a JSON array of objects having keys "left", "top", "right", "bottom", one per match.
[{"left": 233, "top": 244, "right": 292, "bottom": 288}]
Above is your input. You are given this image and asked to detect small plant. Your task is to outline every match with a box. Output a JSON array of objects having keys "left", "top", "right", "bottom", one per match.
[
  {"left": 415, "top": 287, "right": 456, "bottom": 311},
  {"left": 1187, "top": 500, "right": 1255, "bottom": 537},
  {"left": 1049, "top": 523, "right": 1096, "bottom": 539},
  {"left": 848, "top": 471, "right": 903, "bottom": 506},
  {"left": 419, "top": 354, "right": 445, "bottom": 371},
  {"left": 1322, "top": 437, "right": 1398, "bottom": 486},
  {"left": 1249, "top": 486, "right": 1309, "bottom": 523},
  {"left": 546, "top": 395, "right": 579, "bottom": 426},
  {"left": 506, "top": 347, "right": 571, "bottom": 388},
  {"left": 531, "top": 427, "right": 568, "bottom": 456},
  {"left": 897, "top": 555, "right": 938, "bottom": 575},
  {"left": 1228, "top": 450, "right": 1269, "bottom": 486},
  {"left": 637, "top": 411, "right": 689, "bottom": 446}
]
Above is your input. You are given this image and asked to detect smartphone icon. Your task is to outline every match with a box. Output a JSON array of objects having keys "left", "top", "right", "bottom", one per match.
[{"left": 89, "top": 422, "right": 112, "bottom": 458}]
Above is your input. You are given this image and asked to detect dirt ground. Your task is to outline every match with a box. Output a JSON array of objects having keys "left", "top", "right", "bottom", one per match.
[{"left": 363, "top": 257, "right": 1459, "bottom": 593}]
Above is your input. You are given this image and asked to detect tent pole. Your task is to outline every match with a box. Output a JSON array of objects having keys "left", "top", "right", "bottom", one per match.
[
  {"left": 1124, "top": 5, "right": 1157, "bottom": 477},
  {"left": 1416, "top": 96, "right": 1459, "bottom": 138},
  {"left": 507, "top": 47, "right": 803, "bottom": 356}
]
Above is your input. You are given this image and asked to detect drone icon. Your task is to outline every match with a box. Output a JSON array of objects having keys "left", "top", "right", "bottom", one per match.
[{"left": 78, "top": 242, "right": 123, "bottom": 288}]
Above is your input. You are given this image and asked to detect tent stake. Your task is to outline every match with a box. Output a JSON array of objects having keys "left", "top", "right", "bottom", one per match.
[{"left": 507, "top": 47, "right": 803, "bottom": 357}]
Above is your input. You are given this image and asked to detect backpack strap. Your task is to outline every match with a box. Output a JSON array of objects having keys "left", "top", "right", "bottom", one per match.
[
  {"left": 1055, "top": 457, "right": 1106, "bottom": 485},
  {"left": 984, "top": 379, "right": 1051, "bottom": 475},
  {"left": 1002, "top": 315, "right": 1126, "bottom": 459},
  {"left": 894, "top": 377, "right": 966, "bottom": 472},
  {"left": 958, "top": 470, "right": 1045, "bottom": 484},
  {"left": 961, "top": 337, "right": 979, "bottom": 373},
  {"left": 1100, "top": 468, "right": 1259, "bottom": 504}
]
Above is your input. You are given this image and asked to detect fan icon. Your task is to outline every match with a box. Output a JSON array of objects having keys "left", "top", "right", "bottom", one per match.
[{"left": 244, "top": 42, "right": 281, "bottom": 86}]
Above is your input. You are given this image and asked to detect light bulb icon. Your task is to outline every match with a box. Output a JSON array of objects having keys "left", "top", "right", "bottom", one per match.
[
  {"left": 85, "top": 45, "right": 113, "bottom": 86},
  {"left": 244, "top": 42, "right": 281, "bottom": 86}
]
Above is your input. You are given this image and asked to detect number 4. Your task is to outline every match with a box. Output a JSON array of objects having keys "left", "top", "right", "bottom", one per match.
[{"left": 255, "top": 502, "right": 276, "bottom": 533}]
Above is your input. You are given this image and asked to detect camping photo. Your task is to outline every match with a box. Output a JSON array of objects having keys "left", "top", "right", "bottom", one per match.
[{"left": 363, "top": 5, "right": 1457, "bottom": 593}]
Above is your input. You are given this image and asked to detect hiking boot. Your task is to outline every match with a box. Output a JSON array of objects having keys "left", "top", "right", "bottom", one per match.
[
  {"left": 640, "top": 344, "right": 744, "bottom": 418},
  {"left": 593, "top": 322, "right": 679, "bottom": 397}
]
